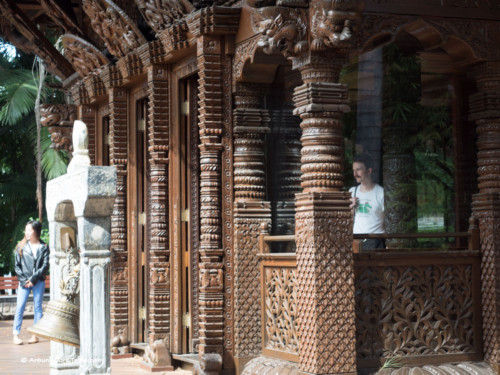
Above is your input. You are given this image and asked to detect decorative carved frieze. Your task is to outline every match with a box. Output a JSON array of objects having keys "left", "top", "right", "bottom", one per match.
[
  {"left": 82, "top": 0, "right": 147, "bottom": 59},
  {"left": 117, "top": 51, "right": 143, "bottom": 80},
  {"left": 187, "top": 6, "right": 241, "bottom": 37},
  {"left": 40, "top": 0, "right": 84, "bottom": 36},
  {"left": 62, "top": 34, "right": 109, "bottom": 77},
  {"left": 71, "top": 81, "right": 91, "bottom": 106},
  {"left": 233, "top": 36, "right": 260, "bottom": 83},
  {"left": 40, "top": 104, "right": 77, "bottom": 153},
  {"left": 100, "top": 65, "right": 124, "bottom": 89},
  {"left": 250, "top": 6, "right": 308, "bottom": 58},
  {"left": 310, "top": 0, "right": 365, "bottom": 52},
  {"left": 0, "top": 1, "right": 74, "bottom": 79},
  {"left": 138, "top": 40, "right": 168, "bottom": 67},
  {"left": 83, "top": 73, "right": 107, "bottom": 101},
  {"left": 135, "top": 0, "right": 194, "bottom": 34},
  {"left": 160, "top": 20, "right": 191, "bottom": 54}
]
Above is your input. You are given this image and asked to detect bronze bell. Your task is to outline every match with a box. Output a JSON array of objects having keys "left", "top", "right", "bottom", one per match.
[
  {"left": 29, "top": 235, "right": 80, "bottom": 347},
  {"left": 28, "top": 299, "right": 80, "bottom": 347}
]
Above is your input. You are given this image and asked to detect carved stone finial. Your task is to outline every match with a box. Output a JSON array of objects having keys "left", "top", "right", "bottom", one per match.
[{"left": 67, "top": 120, "right": 91, "bottom": 173}]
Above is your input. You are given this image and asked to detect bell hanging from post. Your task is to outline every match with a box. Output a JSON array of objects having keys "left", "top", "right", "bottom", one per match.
[{"left": 29, "top": 233, "right": 80, "bottom": 347}]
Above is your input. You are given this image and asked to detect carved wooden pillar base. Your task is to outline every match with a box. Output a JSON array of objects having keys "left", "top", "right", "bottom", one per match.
[{"left": 295, "top": 192, "right": 356, "bottom": 375}]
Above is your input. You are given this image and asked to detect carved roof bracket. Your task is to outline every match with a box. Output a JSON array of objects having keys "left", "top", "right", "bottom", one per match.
[
  {"left": 100, "top": 65, "right": 124, "bottom": 90},
  {"left": 116, "top": 51, "right": 144, "bottom": 81},
  {"left": 82, "top": 0, "right": 147, "bottom": 60},
  {"left": 0, "top": 0, "right": 75, "bottom": 80},
  {"left": 137, "top": 40, "right": 169, "bottom": 68}
]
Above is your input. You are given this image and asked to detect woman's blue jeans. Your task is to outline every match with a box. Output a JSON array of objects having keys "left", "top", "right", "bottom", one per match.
[{"left": 12, "top": 280, "right": 45, "bottom": 335}]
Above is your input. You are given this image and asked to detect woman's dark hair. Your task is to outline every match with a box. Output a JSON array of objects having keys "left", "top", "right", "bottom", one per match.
[
  {"left": 16, "top": 220, "right": 42, "bottom": 256},
  {"left": 28, "top": 220, "right": 42, "bottom": 239}
]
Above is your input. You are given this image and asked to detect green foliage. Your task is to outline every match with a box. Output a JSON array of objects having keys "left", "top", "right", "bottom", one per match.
[{"left": 0, "top": 40, "right": 66, "bottom": 274}]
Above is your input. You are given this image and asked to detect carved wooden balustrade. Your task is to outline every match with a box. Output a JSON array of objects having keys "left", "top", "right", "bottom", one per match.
[{"left": 257, "top": 227, "right": 483, "bottom": 369}]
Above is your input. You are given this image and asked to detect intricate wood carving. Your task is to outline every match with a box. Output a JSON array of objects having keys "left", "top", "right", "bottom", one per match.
[
  {"left": 187, "top": 6, "right": 241, "bottom": 37},
  {"left": 221, "top": 50, "right": 235, "bottom": 367},
  {"left": 293, "top": 53, "right": 356, "bottom": 374},
  {"left": 293, "top": 54, "right": 349, "bottom": 192},
  {"left": 242, "top": 356, "right": 299, "bottom": 375},
  {"left": 83, "top": 73, "right": 107, "bottom": 101},
  {"left": 160, "top": 20, "right": 191, "bottom": 54},
  {"left": 135, "top": 0, "right": 194, "bottom": 34},
  {"left": 262, "top": 258, "right": 298, "bottom": 358},
  {"left": 100, "top": 65, "right": 124, "bottom": 90},
  {"left": 108, "top": 87, "right": 129, "bottom": 353},
  {"left": 145, "top": 65, "right": 170, "bottom": 345},
  {"left": 62, "top": 34, "right": 110, "bottom": 77},
  {"left": 138, "top": 40, "right": 168, "bottom": 67},
  {"left": 40, "top": 104, "right": 77, "bottom": 153},
  {"left": 250, "top": 7, "right": 308, "bottom": 58},
  {"left": 82, "top": 0, "right": 147, "bottom": 59},
  {"left": 0, "top": 0, "right": 74, "bottom": 79},
  {"left": 196, "top": 34, "right": 225, "bottom": 357},
  {"left": 233, "top": 36, "right": 260, "bottom": 83},
  {"left": 71, "top": 81, "right": 91, "bottom": 106},
  {"left": 355, "top": 254, "right": 480, "bottom": 365},
  {"left": 469, "top": 62, "right": 500, "bottom": 365},
  {"left": 310, "top": 0, "right": 365, "bottom": 52},
  {"left": 377, "top": 363, "right": 495, "bottom": 375},
  {"left": 295, "top": 197, "right": 356, "bottom": 374},
  {"left": 232, "top": 83, "right": 272, "bottom": 365},
  {"left": 117, "top": 51, "right": 143, "bottom": 80},
  {"left": 39, "top": 0, "right": 84, "bottom": 36}
]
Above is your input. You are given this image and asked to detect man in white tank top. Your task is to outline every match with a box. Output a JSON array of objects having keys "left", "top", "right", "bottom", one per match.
[{"left": 349, "top": 154, "right": 385, "bottom": 249}]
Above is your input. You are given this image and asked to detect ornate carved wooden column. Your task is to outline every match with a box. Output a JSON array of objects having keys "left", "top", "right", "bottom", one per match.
[
  {"left": 146, "top": 63, "right": 171, "bottom": 344},
  {"left": 469, "top": 61, "right": 500, "bottom": 369},
  {"left": 188, "top": 8, "right": 240, "bottom": 368},
  {"left": 102, "top": 67, "right": 130, "bottom": 355},
  {"left": 233, "top": 82, "right": 271, "bottom": 372},
  {"left": 293, "top": 52, "right": 356, "bottom": 375}
]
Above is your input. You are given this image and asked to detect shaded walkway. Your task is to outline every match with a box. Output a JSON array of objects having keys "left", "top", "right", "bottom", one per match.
[{"left": 0, "top": 319, "right": 190, "bottom": 375}]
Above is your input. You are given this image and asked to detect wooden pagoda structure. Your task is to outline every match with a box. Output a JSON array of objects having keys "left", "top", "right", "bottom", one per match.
[{"left": 1, "top": 0, "right": 500, "bottom": 374}]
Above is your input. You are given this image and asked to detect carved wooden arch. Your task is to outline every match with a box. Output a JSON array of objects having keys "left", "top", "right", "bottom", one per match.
[
  {"left": 233, "top": 36, "right": 288, "bottom": 84},
  {"left": 62, "top": 34, "right": 110, "bottom": 77},
  {"left": 357, "top": 15, "right": 481, "bottom": 68}
]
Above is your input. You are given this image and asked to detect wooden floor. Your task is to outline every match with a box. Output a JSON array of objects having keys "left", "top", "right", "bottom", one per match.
[{"left": 0, "top": 319, "right": 191, "bottom": 375}]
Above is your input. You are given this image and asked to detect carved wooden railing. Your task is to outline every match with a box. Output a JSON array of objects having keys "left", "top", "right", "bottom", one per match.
[
  {"left": 259, "top": 252, "right": 299, "bottom": 362},
  {"left": 258, "top": 228, "right": 483, "bottom": 368}
]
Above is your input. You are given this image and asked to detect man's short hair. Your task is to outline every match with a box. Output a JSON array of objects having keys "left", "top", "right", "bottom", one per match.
[{"left": 353, "top": 153, "right": 374, "bottom": 170}]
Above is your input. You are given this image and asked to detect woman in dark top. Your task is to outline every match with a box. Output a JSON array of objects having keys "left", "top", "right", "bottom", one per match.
[{"left": 13, "top": 220, "right": 49, "bottom": 345}]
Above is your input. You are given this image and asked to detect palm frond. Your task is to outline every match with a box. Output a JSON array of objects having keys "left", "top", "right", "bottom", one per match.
[{"left": 0, "top": 68, "right": 39, "bottom": 126}]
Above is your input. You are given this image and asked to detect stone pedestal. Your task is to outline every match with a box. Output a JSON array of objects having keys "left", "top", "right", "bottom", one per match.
[{"left": 46, "top": 121, "right": 116, "bottom": 375}]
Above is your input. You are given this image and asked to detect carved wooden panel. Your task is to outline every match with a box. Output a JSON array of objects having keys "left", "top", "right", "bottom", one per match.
[
  {"left": 354, "top": 253, "right": 481, "bottom": 367},
  {"left": 82, "top": 0, "right": 147, "bottom": 59},
  {"left": 80, "top": 105, "right": 97, "bottom": 166},
  {"left": 260, "top": 254, "right": 299, "bottom": 362}
]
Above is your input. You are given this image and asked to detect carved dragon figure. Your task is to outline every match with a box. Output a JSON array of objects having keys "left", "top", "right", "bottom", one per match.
[
  {"left": 311, "top": 0, "right": 365, "bottom": 51},
  {"left": 251, "top": 7, "right": 308, "bottom": 57}
]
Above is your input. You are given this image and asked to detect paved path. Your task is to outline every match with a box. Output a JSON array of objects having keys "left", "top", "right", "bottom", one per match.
[{"left": 0, "top": 319, "right": 191, "bottom": 375}]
